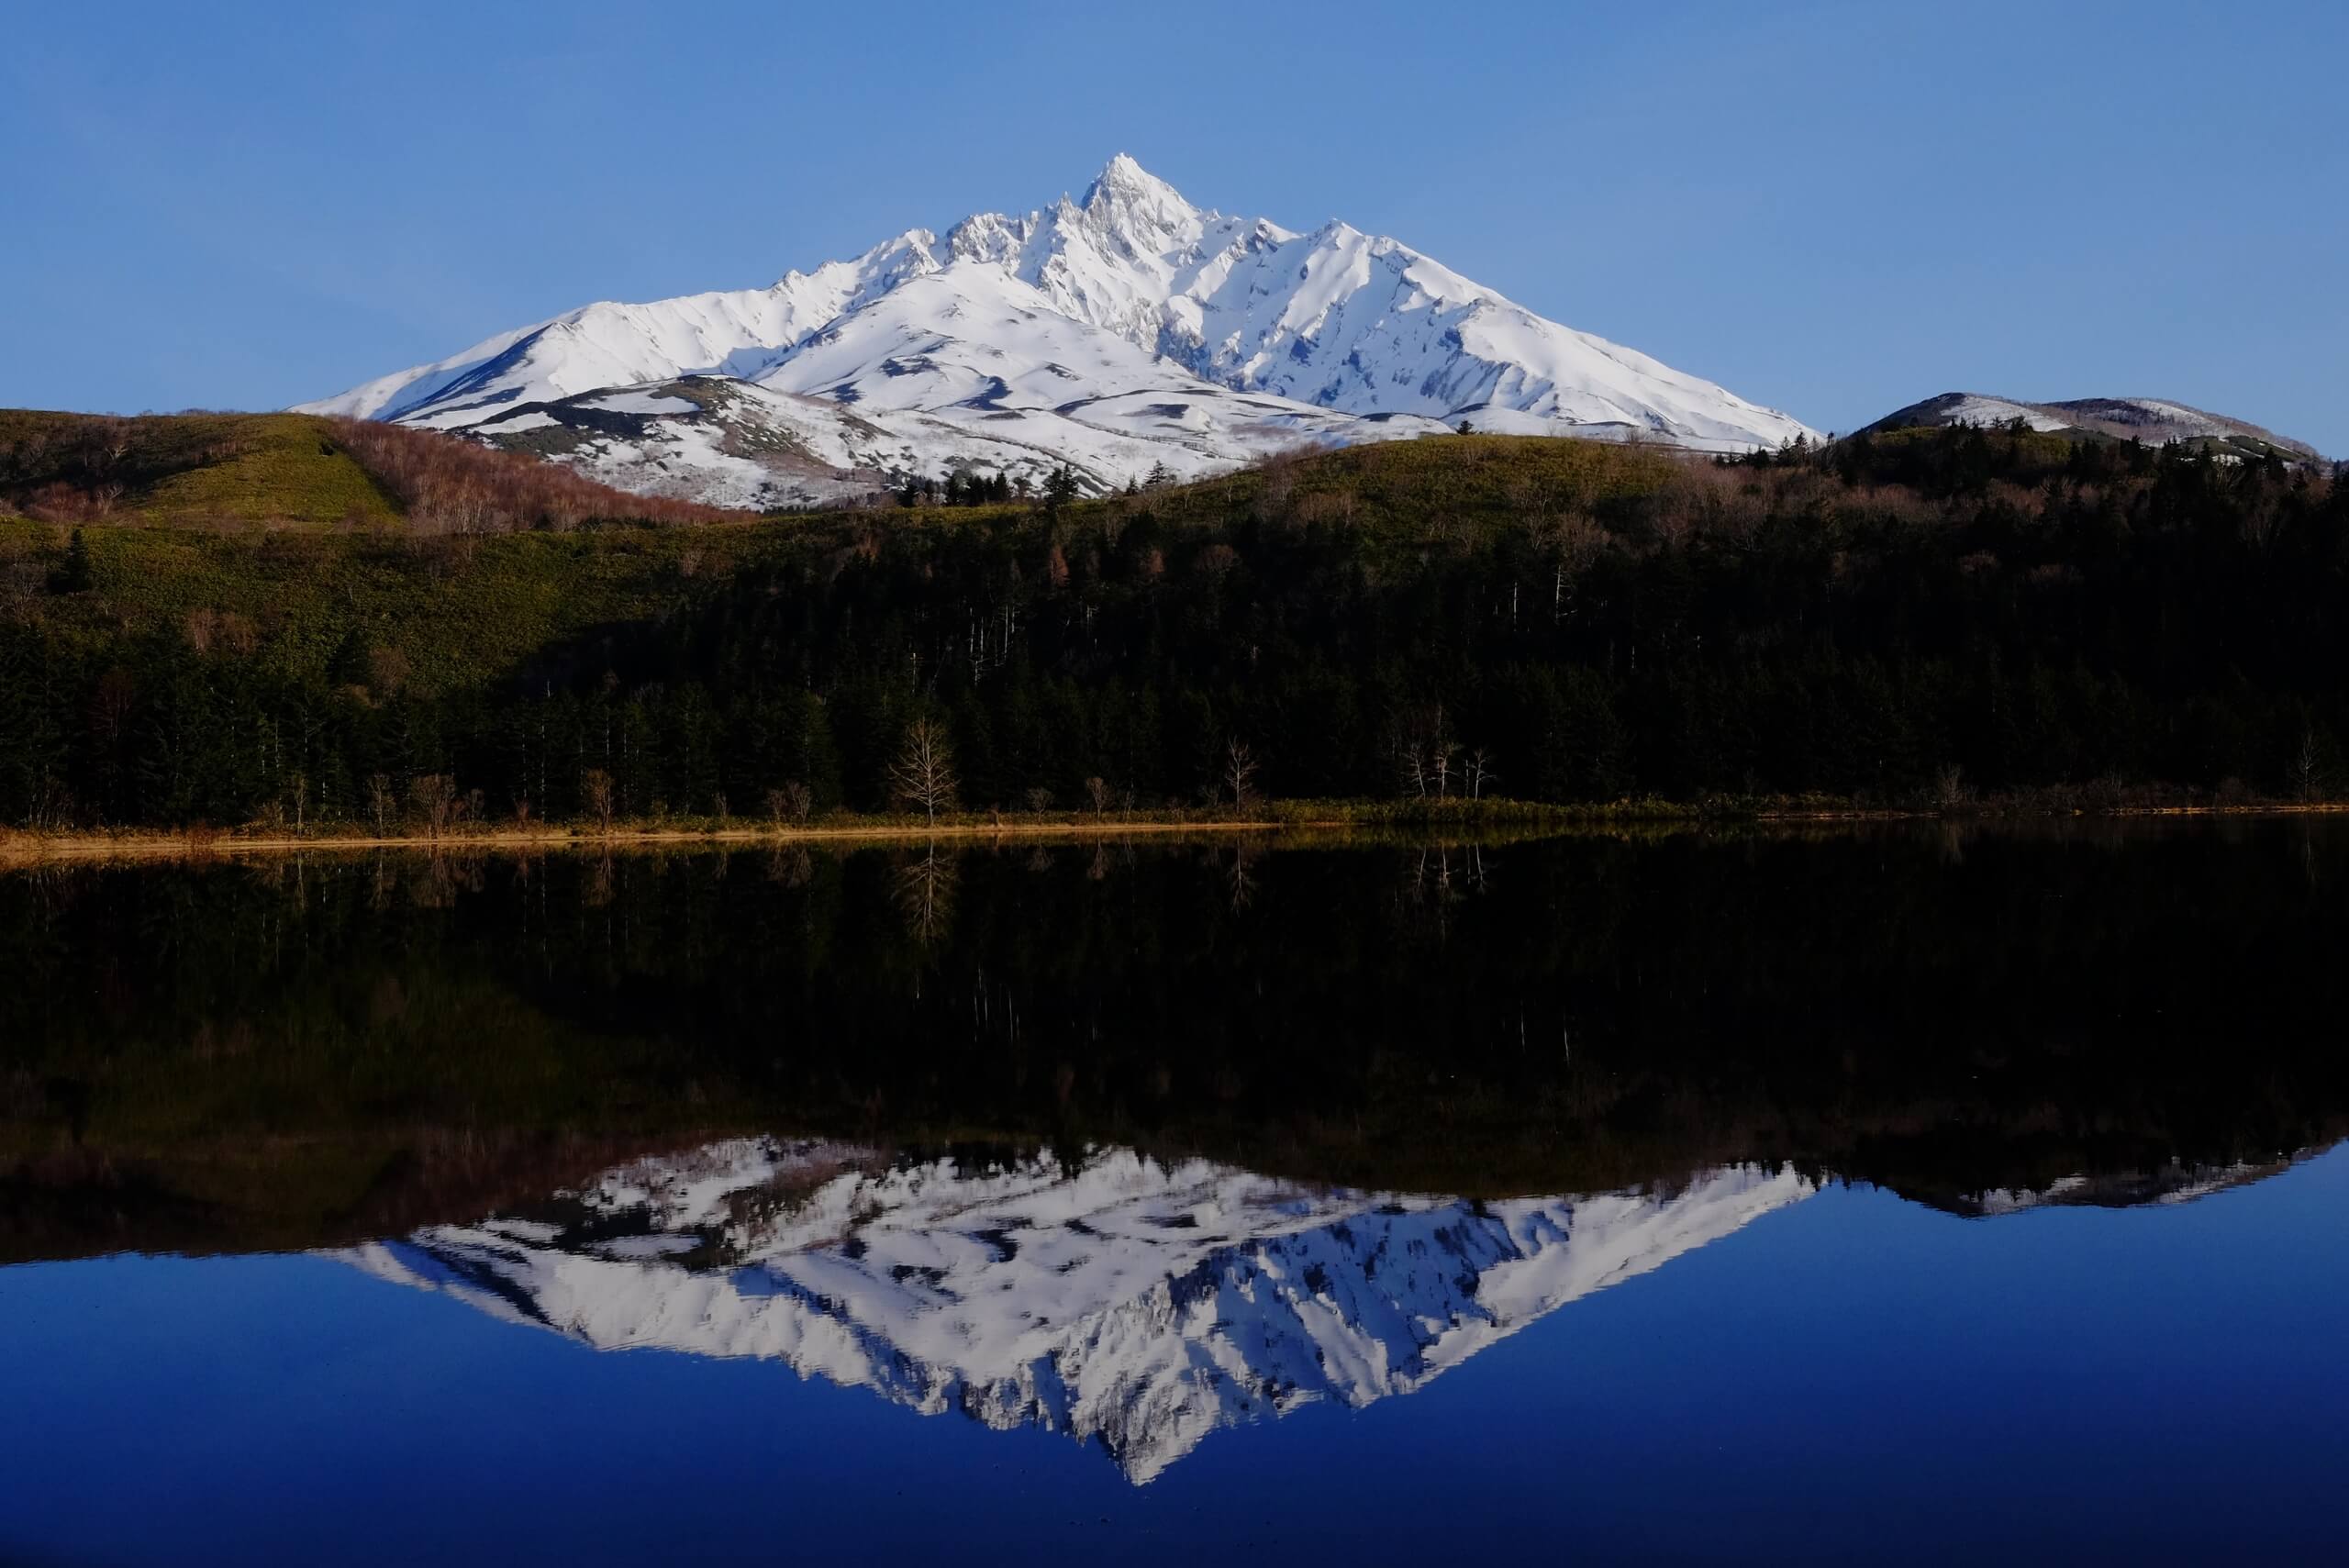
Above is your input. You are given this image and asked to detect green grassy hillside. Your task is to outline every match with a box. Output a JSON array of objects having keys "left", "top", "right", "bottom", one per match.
[
  {"left": 0, "top": 517, "right": 782, "bottom": 695},
  {"left": 0, "top": 406, "right": 732, "bottom": 534},
  {"left": 0, "top": 409, "right": 403, "bottom": 527}
]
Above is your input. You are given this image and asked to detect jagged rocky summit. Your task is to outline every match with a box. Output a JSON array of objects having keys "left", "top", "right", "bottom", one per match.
[{"left": 298, "top": 156, "right": 1817, "bottom": 507}]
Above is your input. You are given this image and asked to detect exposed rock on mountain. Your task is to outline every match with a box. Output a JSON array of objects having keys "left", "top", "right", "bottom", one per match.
[{"left": 298, "top": 157, "right": 1817, "bottom": 506}]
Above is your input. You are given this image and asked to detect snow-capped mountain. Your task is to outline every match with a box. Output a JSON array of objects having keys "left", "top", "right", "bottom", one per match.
[
  {"left": 338, "top": 1140, "right": 1813, "bottom": 1482},
  {"left": 296, "top": 157, "right": 1817, "bottom": 506},
  {"left": 1861, "top": 392, "right": 2326, "bottom": 462}
]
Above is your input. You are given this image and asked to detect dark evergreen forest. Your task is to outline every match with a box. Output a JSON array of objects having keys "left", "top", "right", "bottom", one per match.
[{"left": 3, "top": 423, "right": 2345, "bottom": 828}]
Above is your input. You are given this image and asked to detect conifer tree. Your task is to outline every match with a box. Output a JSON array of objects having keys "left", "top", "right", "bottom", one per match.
[{"left": 49, "top": 528, "right": 95, "bottom": 594}]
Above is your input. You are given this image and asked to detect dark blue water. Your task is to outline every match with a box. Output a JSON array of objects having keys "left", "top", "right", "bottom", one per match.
[
  {"left": 5, "top": 829, "right": 2347, "bottom": 1562},
  {"left": 4, "top": 1148, "right": 2343, "bottom": 1566}
]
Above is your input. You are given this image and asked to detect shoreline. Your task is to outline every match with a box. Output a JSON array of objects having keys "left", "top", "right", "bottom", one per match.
[
  {"left": 6, "top": 800, "right": 2349, "bottom": 864},
  {"left": 0, "top": 817, "right": 1329, "bottom": 864}
]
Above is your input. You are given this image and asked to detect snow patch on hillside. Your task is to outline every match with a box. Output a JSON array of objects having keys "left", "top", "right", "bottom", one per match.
[{"left": 1920, "top": 394, "right": 2072, "bottom": 432}]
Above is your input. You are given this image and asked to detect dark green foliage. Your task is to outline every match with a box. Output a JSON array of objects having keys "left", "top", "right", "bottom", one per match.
[
  {"left": 905, "top": 471, "right": 1014, "bottom": 508},
  {"left": 45, "top": 529, "right": 93, "bottom": 594},
  {"left": 2, "top": 428, "right": 2345, "bottom": 828}
]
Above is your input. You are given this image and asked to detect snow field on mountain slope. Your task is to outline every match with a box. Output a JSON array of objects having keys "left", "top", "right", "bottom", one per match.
[{"left": 295, "top": 157, "right": 1819, "bottom": 505}]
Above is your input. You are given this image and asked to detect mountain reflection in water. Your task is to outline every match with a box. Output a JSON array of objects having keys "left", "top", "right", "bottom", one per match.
[
  {"left": 334, "top": 1136, "right": 2321, "bottom": 1483},
  {"left": 344, "top": 1140, "right": 1807, "bottom": 1482}
]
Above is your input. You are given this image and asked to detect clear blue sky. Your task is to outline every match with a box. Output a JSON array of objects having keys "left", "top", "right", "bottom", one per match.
[{"left": 5, "top": 0, "right": 2343, "bottom": 450}]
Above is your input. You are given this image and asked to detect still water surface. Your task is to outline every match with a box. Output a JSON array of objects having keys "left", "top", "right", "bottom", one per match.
[{"left": 4, "top": 824, "right": 2346, "bottom": 1562}]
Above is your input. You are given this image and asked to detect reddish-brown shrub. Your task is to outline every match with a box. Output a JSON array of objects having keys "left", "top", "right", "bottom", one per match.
[{"left": 327, "top": 418, "right": 734, "bottom": 532}]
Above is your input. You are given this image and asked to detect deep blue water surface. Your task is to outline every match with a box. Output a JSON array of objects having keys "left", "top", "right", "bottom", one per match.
[{"left": 5, "top": 1150, "right": 2343, "bottom": 1565}]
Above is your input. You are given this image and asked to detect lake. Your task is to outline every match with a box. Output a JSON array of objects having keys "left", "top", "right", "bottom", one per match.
[{"left": 5, "top": 822, "right": 2346, "bottom": 1563}]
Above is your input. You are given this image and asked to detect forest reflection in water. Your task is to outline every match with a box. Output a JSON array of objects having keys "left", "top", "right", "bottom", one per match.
[
  {"left": 6, "top": 821, "right": 2349, "bottom": 1560},
  {"left": 7, "top": 817, "right": 2348, "bottom": 1262}
]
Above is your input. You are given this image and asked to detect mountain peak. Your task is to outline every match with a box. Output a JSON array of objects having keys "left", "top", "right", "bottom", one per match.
[
  {"left": 297, "top": 159, "right": 1820, "bottom": 497},
  {"left": 1078, "top": 154, "right": 1199, "bottom": 237},
  {"left": 1084, "top": 152, "right": 1175, "bottom": 203}
]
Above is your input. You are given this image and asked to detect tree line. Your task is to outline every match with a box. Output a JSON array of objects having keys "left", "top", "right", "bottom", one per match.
[{"left": 4, "top": 427, "right": 2347, "bottom": 829}]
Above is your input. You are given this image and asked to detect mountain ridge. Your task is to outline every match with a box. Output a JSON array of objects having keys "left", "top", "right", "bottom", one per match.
[
  {"left": 1859, "top": 391, "right": 2326, "bottom": 462},
  {"left": 295, "top": 156, "right": 1817, "bottom": 505}
]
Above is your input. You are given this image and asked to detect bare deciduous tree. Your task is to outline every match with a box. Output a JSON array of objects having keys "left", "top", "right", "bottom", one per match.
[
  {"left": 408, "top": 774, "right": 457, "bottom": 840},
  {"left": 366, "top": 774, "right": 396, "bottom": 837},
  {"left": 581, "top": 768, "right": 616, "bottom": 835},
  {"left": 1220, "top": 738, "right": 1259, "bottom": 808},
  {"left": 1389, "top": 702, "right": 1455, "bottom": 799},
  {"left": 888, "top": 717, "right": 959, "bottom": 826},
  {"left": 78, "top": 417, "right": 132, "bottom": 488},
  {"left": 1933, "top": 762, "right": 1969, "bottom": 811},
  {"left": 26, "top": 773, "right": 72, "bottom": 831},
  {"left": 1399, "top": 747, "right": 1430, "bottom": 799},
  {"left": 766, "top": 780, "right": 815, "bottom": 827},
  {"left": 2291, "top": 725, "right": 2325, "bottom": 804},
  {"left": 1431, "top": 740, "right": 1458, "bottom": 799},
  {"left": 1085, "top": 775, "right": 1111, "bottom": 818},
  {"left": 1464, "top": 748, "right": 1497, "bottom": 801}
]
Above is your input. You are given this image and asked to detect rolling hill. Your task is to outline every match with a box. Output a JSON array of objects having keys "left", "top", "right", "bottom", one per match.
[{"left": 1859, "top": 392, "right": 2327, "bottom": 463}]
